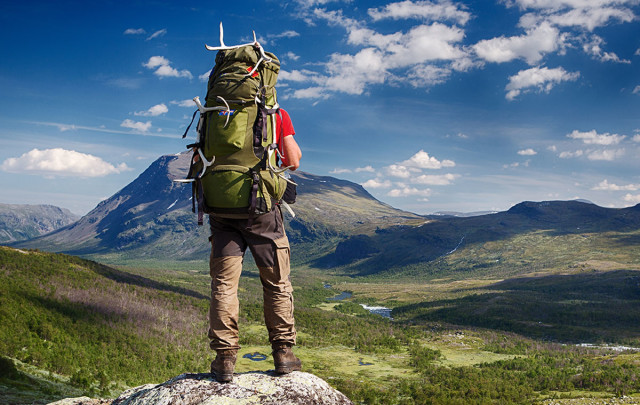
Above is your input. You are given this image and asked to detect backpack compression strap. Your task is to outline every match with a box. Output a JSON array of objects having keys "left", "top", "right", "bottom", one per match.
[{"left": 246, "top": 169, "right": 261, "bottom": 228}]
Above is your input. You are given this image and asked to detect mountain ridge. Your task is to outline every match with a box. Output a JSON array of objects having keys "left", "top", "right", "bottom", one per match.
[
  {"left": 9, "top": 154, "right": 640, "bottom": 279},
  {"left": 0, "top": 203, "right": 79, "bottom": 243},
  {"left": 12, "top": 153, "right": 420, "bottom": 262}
]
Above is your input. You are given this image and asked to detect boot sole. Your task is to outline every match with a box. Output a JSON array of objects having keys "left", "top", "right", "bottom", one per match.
[
  {"left": 275, "top": 364, "right": 302, "bottom": 374},
  {"left": 212, "top": 372, "right": 233, "bottom": 383}
]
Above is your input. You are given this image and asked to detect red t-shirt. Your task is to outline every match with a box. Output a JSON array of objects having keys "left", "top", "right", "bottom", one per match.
[{"left": 275, "top": 109, "right": 295, "bottom": 166}]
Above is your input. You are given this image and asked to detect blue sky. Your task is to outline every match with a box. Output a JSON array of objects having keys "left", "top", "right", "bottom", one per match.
[{"left": 1, "top": 0, "right": 639, "bottom": 216}]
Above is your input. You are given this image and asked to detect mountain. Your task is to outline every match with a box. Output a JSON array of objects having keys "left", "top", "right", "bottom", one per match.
[
  {"left": 327, "top": 200, "right": 640, "bottom": 278},
  {"left": 12, "top": 154, "right": 640, "bottom": 278},
  {"left": 12, "top": 153, "right": 420, "bottom": 262},
  {"left": 0, "top": 204, "right": 79, "bottom": 243}
]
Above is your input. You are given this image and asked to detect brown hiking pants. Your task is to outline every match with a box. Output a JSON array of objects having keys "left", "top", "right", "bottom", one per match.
[{"left": 208, "top": 206, "right": 296, "bottom": 351}]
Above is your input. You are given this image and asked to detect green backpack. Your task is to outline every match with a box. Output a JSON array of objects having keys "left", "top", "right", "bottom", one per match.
[{"left": 182, "top": 42, "right": 288, "bottom": 225}]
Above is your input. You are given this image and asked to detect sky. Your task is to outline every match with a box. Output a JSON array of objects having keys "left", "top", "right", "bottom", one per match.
[{"left": 1, "top": 0, "right": 639, "bottom": 216}]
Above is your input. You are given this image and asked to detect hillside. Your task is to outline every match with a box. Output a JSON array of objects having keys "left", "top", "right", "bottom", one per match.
[
  {"left": 11, "top": 153, "right": 420, "bottom": 263},
  {"left": 0, "top": 246, "right": 210, "bottom": 404},
  {"left": 0, "top": 204, "right": 78, "bottom": 243}
]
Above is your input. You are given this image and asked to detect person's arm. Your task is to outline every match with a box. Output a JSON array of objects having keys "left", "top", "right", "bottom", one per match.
[{"left": 282, "top": 135, "right": 302, "bottom": 170}]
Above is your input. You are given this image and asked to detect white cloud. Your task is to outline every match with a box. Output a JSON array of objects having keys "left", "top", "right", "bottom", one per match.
[
  {"left": 355, "top": 165, "right": 375, "bottom": 173},
  {"left": 402, "top": 64, "right": 452, "bottom": 87},
  {"left": 387, "top": 186, "right": 432, "bottom": 197},
  {"left": 289, "top": 7, "right": 471, "bottom": 98},
  {"left": 633, "top": 134, "right": 640, "bottom": 142},
  {"left": 154, "top": 65, "right": 193, "bottom": 79},
  {"left": 330, "top": 168, "right": 352, "bottom": 174},
  {"left": 505, "top": 66, "right": 580, "bottom": 100},
  {"left": 473, "top": 22, "right": 561, "bottom": 65},
  {"left": 294, "top": 0, "right": 345, "bottom": 8},
  {"left": 559, "top": 150, "right": 584, "bottom": 158},
  {"left": 134, "top": 103, "right": 168, "bottom": 117},
  {"left": 518, "top": 148, "right": 537, "bottom": 155},
  {"left": 323, "top": 48, "right": 388, "bottom": 95},
  {"left": 143, "top": 56, "right": 192, "bottom": 79},
  {"left": 412, "top": 173, "right": 460, "bottom": 185},
  {"left": 172, "top": 99, "right": 197, "bottom": 108},
  {"left": 582, "top": 34, "right": 630, "bottom": 63},
  {"left": 558, "top": 146, "right": 624, "bottom": 161},
  {"left": 147, "top": 29, "right": 167, "bottom": 41},
  {"left": 587, "top": 148, "right": 625, "bottom": 161},
  {"left": 362, "top": 178, "right": 392, "bottom": 188},
  {"left": 144, "top": 56, "right": 170, "bottom": 69},
  {"left": 283, "top": 52, "right": 300, "bottom": 62},
  {"left": 124, "top": 28, "right": 146, "bottom": 35},
  {"left": 567, "top": 129, "right": 626, "bottom": 145},
  {"left": 387, "top": 164, "right": 413, "bottom": 178},
  {"left": 450, "top": 132, "right": 469, "bottom": 139},
  {"left": 1, "top": 148, "right": 129, "bottom": 177},
  {"left": 272, "top": 30, "right": 300, "bottom": 39},
  {"left": 624, "top": 193, "right": 640, "bottom": 204},
  {"left": 287, "top": 0, "right": 637, "bottom": 100},
  {"left": 199, "top": 69, "right": 212, "bottom": 82},
  {"left": 121, "top": 119, "right": 152, "bottom": 133},
  {"left": 513, "top": 1, "right": 637, "bottom": 31},
  {"left": 400, "top": 150, "right": 455, "bottom": 169},
  {"left": 290, "top": 86, "right": 331, "bottom": 100},
  {"left": 592, "top": 179, "right": 640, "bottom": 191},
  {"left": 368, "top": 0, "right": 471, "bottom": 25},
  {"left": 279, "top": 69, "right": 325, "bottom": 83},
  {"left": 633, "top": 85, "right": 640, "bottom": 94},
  {"left": 522, "top": 9, "right": 634, "bottom": 32}
]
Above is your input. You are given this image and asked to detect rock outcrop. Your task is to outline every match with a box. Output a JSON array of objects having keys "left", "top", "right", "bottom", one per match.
[{"left": 49, "top": 371, "right": 353, "bottom": 405}]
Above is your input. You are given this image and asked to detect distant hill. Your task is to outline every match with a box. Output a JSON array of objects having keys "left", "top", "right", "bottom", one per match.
[
  {"left": 0, "top": 204, "right": 79, "bottom": 243},
  {"left": 12, "top": 153, "right": 420, "bottom": 262},
  {"left": 431, "top": 210, "right": 498, "bottom": 218},
  {"left": 326, "top": 200, "right": 640, "bottom": 278}
]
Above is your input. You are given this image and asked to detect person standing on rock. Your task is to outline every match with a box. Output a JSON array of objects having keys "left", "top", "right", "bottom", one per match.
[{"left": 208, "top": 108, "right": 303, "bottom": 383}]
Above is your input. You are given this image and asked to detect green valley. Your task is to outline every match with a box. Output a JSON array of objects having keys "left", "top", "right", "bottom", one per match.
[{"left": 1, "top": 246, "right": 640, "bottom": 404}]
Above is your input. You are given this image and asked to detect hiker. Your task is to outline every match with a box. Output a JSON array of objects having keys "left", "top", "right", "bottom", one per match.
[
  {"left": 208, "top": 107, "right": 302, "bottom": 383},
  {"left": 181, "top": 27, "right": 301, "bottom": 382}
]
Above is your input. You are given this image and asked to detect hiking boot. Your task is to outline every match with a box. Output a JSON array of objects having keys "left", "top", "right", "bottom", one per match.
[
  {"left": 272, "top": 343, "right": 302, "bottom": 374},
  {"left": 211, "top": 349, "right": 237, "bottom": 383}
]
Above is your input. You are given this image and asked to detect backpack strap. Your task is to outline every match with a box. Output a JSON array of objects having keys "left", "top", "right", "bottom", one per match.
[
  {"left": 185, "top": 152, "right": 205, "bottom": 226},
  {"left": 182, "top": 109, "right": 199, "bottom": 139},
  {"left": 195, "top": 178, "right": 205, "bottom": 226},
  {"left": 247, "top": 169, "right": 261, "bottom": 228}
]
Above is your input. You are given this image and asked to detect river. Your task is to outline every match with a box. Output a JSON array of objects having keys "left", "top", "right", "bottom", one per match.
[{"left": 325, "top": 284, "right": 392, "bottom": 319}]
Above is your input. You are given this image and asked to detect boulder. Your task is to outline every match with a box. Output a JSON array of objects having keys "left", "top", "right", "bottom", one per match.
[{"left": 50, "top": 371, "right": 353, "bottom": 405}]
